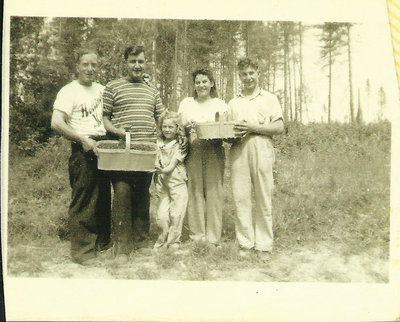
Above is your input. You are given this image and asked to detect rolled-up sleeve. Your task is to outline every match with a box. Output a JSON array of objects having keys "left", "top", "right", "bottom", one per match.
[{"left": 269, "top": 94, "right": 283, "bottom": 123}]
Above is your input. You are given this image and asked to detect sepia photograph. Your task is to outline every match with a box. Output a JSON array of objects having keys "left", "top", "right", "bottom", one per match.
[{"left": 2, "top": 0, "right": 400, "bottom": 320}]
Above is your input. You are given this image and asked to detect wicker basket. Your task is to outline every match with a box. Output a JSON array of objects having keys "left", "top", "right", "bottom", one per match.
[
  {"left": 194, "top": 111, "right": 237, "bottom": 140},
  {"left": 97, "top": 133, "right": 157, "bottom": 171}
]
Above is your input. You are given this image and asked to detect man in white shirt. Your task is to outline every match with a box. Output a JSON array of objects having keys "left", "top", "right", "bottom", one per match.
[
  {"left": 228, "top": 58, "right": 284, "bottom": 260},
  {"left": 51, "top": 47, "right": 111, "bottom": 265}
]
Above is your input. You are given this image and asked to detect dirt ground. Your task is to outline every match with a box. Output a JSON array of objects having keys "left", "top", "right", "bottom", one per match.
[{"left": 8, "top": 239, "right": 389, "bottom": 283}]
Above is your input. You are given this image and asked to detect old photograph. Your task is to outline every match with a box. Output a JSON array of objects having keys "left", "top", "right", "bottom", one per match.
[{"left": 3, "top": 0, "right": 400, "bottom": 320}]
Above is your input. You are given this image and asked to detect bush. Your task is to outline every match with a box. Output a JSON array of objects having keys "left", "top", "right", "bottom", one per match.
[{"left": 8, "top": 136, "right": 71, "bottom": 245}]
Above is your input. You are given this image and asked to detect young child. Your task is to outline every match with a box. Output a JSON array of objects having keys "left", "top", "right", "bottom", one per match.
[{"left": 153, "top": 111, "right": 188, "bottom": 250}]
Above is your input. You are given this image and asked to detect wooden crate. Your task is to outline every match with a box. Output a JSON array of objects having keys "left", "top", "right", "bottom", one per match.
[{"left": 97, "top": 136, "right": 157, "bottom": 171}]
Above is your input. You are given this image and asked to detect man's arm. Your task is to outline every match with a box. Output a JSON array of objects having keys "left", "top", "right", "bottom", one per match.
[
  {"left": 51, "top": 109, "right": 98, "bottom": 154},
  {"left": 103, "top": 114, "right": 126, "bottom": 139},
  {"left": 234, "top": 119, "right": 284, "bottom": 137}
]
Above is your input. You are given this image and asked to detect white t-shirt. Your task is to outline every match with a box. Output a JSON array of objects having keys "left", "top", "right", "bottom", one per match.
[
  {"left": 178, "top": 97, "right": 228, "bottom": 126},
  {"left": 53, "top": 80, "right": 106, "bottom": 137}
]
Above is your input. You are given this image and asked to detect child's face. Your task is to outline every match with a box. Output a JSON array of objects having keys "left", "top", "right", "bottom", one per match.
[{"left": 162, "top": 119, "right": 178, "bottom": 140}]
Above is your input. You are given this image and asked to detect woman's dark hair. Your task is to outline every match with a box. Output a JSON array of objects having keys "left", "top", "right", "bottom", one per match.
[{"left": 192, "top": 68, "right": 218, "bottom": 98}]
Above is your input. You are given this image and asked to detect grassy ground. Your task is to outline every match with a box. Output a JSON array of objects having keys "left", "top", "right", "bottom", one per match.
[{"left": 6, "top": 121, "right": 391, "bottom": 282}]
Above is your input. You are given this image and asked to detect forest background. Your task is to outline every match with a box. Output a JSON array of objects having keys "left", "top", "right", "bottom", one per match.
[{"left": 9, "top": 17, "right": 395, "bottom": 154}]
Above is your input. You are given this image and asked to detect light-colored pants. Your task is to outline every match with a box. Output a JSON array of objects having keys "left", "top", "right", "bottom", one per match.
[
  {"left": 230, "top": 135, "right": 275, "bottom": 251},
  {"left": 154, "top": 174, "right": 188, "bottom": 248},
  {"left": 186, "top": 141, "right": 224, "bottom": 244}
]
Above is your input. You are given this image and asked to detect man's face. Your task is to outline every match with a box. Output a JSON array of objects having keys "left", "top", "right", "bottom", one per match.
[
  {"left": 239, "top": 66, "right": 259, "bottom": 93},
  {"left": 126, "top": 52, "right": 146, "bottom": 82},
  {"left": 77, "top": 53, "right": 98, "bottom": 86}
]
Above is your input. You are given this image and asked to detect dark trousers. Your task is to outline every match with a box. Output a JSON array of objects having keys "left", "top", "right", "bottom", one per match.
[
  {"left": 68, "top": 143, "right": 111, "bottom": 263},
  {"left": 109, "top": 171, "right": 153, "bottom": 254}
]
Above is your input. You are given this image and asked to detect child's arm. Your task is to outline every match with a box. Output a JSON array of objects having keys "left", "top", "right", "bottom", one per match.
[{"left": 156, "top": 157, "right": 179, "bottom": 174}]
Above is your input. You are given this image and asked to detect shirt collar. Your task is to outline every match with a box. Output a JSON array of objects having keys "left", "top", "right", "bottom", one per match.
[
  {"left": 238, "top": 87, "right": 264, "bottom": 100},
  {"left": 158, "top": 139, "right": 177, "bottom": 149}
]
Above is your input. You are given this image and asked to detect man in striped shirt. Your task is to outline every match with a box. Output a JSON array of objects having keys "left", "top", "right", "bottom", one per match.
[{"left": 103, "top": 45, "right": 164, "bottom": 255}]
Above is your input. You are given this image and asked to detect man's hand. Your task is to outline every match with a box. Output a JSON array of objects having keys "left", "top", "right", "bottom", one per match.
[
  {"left": 234, "top": 121, "right": 256, "bottom": 138},
  {"left": 82, "top": 137, "right": 98, "bottom": 155},
  {"left": 116, "top": 127, "right": 126, "bottom": 140},
  {"left": 178, "top": 135, "right": 188, "bottom": 153}
]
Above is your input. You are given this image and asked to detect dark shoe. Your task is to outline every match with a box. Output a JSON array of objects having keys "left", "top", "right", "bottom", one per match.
[
  {"left": 238, "top": 248, "right": 253, "bottom": 259},
  {"left": 256, "top": 250, "right": 271, "bottom": 262}
]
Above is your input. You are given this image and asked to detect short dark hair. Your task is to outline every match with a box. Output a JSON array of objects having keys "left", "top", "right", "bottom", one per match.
[
  {"left": 75, "top": 46, "right": 98, "bottom": 63},
  {"left": 124, "top": 45, "right": 145, "bottom": 60},
  {"left": 237, "top": 58, "right": 258, "bottom": 71},
  {"left": 192, "top": 68, "right": 218, "bottom": 98}
]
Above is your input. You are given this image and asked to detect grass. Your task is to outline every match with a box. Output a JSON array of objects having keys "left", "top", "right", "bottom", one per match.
[{"left": 6, "top": 121, "right": 391, "bottom": 282}]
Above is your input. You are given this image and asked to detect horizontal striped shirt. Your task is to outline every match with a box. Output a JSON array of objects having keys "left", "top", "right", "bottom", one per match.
[{"left": 103, "top": 78, "right": 164, "bottom": 142}]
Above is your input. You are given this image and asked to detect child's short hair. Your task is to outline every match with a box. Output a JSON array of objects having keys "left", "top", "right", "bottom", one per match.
[{"left": 159, "top": 110, "right": 186, "bottom": 141}]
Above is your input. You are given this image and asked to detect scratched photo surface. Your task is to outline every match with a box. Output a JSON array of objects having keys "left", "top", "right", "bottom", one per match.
[{"left": 3, "top": 0, "right": 400, "bottom": 321}]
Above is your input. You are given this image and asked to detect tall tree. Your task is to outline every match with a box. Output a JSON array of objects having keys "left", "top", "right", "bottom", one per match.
[
  {"left": 298, "top": 22, "right": 304, "bottom": 123},
  {"left": 345, "top": 23, "right": 355, "bottom": 123},
  {"left": 318, "top": 22, "right": 347, "bottom": 123}
]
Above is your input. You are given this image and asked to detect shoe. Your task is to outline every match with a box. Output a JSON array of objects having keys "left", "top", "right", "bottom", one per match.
[
  {"left": 256, "top": 250, "right": 271, "bottom": 262},
  {"left": 238, "top": 248, "right": 252, "bottom": 259},
  {"left": 114, "top": 254, "right": 129, "bottom": 264},
  {"left": 97, "top": 246, "right": 114, "bottom": 260},
  {"left": 137, "top": 247, "right": 153, "bottom": 256},
  {"left": 79, "top": 257, "right": 100, "bottom": 267},
  {"left": 168, "top": 243, "right": 180, "bottom": 250}
]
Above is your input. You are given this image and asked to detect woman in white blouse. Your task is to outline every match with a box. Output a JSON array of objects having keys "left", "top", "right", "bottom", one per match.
[{"left": 178, "top": 68, "right": 227, "bottom": 246}]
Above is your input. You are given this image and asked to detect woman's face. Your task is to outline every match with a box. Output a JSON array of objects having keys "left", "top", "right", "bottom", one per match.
[{"left": 194, "top": 74, "right": 213, "bottom": 99}]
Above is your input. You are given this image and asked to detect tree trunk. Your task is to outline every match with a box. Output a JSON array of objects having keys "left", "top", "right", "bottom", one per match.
[
  {"left": 347, "top": 24, "right": 354, "bottom": 123},
  {"left": 283, "top": 32, "right": 288, "bottom": 122},
  {"left": 172, "top": 26, "right": 179, "bottom": 111},
  {"left": 292, "top": 35, "right": 298, "bottom": 122},
  {"left": 299, "top": 22, "right": 303, "bottom": 123},
  {"left": 288, "top": 44, "right": 293, "bottom": 121},
  {"left": 328, "top": 45, "right": 332, "bottom": 123}
]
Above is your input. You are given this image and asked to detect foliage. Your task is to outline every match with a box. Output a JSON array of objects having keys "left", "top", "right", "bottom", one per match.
[{"left": 9, "top": 17, "right": 325, "bottom": 155}]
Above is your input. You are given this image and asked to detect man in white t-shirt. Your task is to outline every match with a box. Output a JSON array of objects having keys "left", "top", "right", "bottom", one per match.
[
  {"left": 51, "top": 47, "right": 111, "bottom": 265},
  {"left": 228, "top": 58, "right": 284, "bottom": 261}
]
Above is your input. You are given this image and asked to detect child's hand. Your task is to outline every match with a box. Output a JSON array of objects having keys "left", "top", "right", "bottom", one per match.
[
  {"left": 155, "top": 166, "right": 171, "bottom": 174},
  {"left": 154, "top": 166, "right": 163, "bottom": 173}
]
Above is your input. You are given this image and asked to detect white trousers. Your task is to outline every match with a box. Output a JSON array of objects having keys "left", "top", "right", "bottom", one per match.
[
  {"left": 230, "top": 135, "right": 275, "bottom": 251},
  {"left": 154, "top": 174, "right": 188, "bottom": 248}
]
